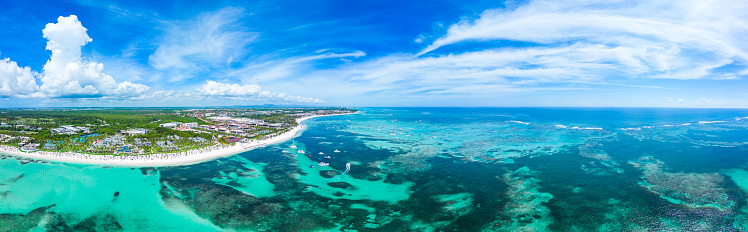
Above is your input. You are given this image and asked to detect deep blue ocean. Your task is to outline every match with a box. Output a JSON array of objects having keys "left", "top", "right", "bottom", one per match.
[{"left": 3, "top": 107, "right": 748, "bottom": 231}]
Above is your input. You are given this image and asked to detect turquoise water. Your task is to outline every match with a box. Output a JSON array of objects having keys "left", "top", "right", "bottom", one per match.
[{"left": 3, "top": 107, "right": 748, "bottom": 231}]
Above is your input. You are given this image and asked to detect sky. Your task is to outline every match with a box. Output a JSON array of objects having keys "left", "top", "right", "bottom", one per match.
[{"left": 1, "top": 0, "right": 748, "bottom": 108}]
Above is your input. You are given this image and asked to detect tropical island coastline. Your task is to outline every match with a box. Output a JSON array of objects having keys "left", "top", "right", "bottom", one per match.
[{"left": 0, "top": 109, "right": 357, "bottom": 167}]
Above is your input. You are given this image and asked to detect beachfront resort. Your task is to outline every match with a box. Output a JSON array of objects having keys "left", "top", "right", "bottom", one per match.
[{"left": 0, "top": 108, "right": 356, "bottom": 162}]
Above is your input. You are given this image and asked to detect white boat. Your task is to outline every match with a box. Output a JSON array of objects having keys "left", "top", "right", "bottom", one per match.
[
  {"left": 319, "top": 152, "right": 324, "bottom": 155},
  {"left": 282, "top": 150, "right": 289, "bottom": 153},
  {"left": 334, "top": 149, "right": 340, "bottom": 153},
  {"left": 297, "top": 150, "right": 305, "bottom": 154},
  {"left": 318, "top": 162, "right": 329, "bottom": 166},
  {"left": 290, "top": 139, "right": 297, "bottom": 149}
]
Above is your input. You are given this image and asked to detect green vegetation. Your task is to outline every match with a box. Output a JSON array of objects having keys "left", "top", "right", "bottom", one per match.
[{"left": 0, "top": 107, "right": 356, "bottom": 156}]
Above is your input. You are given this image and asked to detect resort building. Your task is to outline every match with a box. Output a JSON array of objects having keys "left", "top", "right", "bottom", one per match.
[
  {"left": 188, "top": 137, "right": 209, "bottom": 145},
  {"left": 156, "top": 141, "right": 178, "bottom": 151},
  {"left": 132, "top": 138, "right": 152, "bottom": 147},
  {"left": 160, "top": 122, "right": 179, "bottom": 128},
  {"left": 51, "top": 125, "right": 90, "bottom": 135},
  {"left": 43, "top": 142, "right": 57, "bottom": 150},
  {"left": 224, "top": 136, "right": 244, "bottom": 143},
  {"left": 21, "top": 143, "right": 38, "bottom": 152},
  {"left": 122, "top": 128, "right": 149, "bottom": 136}
]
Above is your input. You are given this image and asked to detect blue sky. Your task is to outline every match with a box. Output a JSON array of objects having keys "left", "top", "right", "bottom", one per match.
[{"left": 1, "top": 0, "right": 747, "bottom": 107}]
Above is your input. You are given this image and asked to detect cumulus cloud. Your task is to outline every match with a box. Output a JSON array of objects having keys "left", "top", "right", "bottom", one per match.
[
  {"left": 200, "top": 81, "right": 323, "bottom": 103},
  {"left": 0, "top": 57, "right": 39, "bottom": 97},
  {"left": 37, "top": 15, "right": 149, "bottom": 98}
]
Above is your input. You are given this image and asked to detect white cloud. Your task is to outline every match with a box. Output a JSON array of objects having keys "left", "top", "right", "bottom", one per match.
[
  {"left": 149, "top": 7, "right": 256, "bottom": 81},
  {"left": 0, "top": 57, "right": 39, "bottom": 97},
  {"left": 417, "top": 0, "right": 748, "bottom": 80},
  {"left": 229, "top": 51, "right": 366, "bottom": 83},
  {"left": 200, "top": 81, "right": 323, "bottom": 103},
  {"left": 112, "top": 81, "right": 150, "bottom": 98},
  {"left": 298, "top": 44, "right": 649, "bottom": 100},
  {"left": 193, "top": 1, "right": 748, "bottom": 107},
  {"left": 37, "top": 15, "right": 149, "bottom": 98}
]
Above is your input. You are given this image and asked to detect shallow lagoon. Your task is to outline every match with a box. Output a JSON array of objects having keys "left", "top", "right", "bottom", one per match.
[{"left": 3, "top": 107, "right": 748, "bottom": 231}]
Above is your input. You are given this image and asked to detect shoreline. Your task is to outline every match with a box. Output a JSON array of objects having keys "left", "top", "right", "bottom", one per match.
[{"left": 0, "top": 112, "right": 357, "bottom": 167}]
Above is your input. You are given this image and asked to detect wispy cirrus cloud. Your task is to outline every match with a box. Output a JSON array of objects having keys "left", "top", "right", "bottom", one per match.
[
  {"left": 282, "top": 44, "right": 646, "bottom": 103},
  {"left": 228, "top": 50, "right": 366, "bottom": 83},
  {"left": 259, "top": 0, "right": 748, "bottom": 106},
  {"left": 417, "top": 0, "right": 748, "bottom": 80},
  {"left": 149, "top": 7, "right": 257, "bottom": 82}
]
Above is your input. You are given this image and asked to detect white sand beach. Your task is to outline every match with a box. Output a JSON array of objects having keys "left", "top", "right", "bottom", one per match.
[{"left": 0, "top": 113, "right": 356, "bottom": 167}]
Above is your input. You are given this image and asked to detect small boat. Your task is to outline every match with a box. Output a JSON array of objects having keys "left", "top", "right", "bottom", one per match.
[
  {"left": 334, "top": 149, "right": 340, "bottom": 153},
  {"left": 297, "top": 150, "right": 305, "bottom": 154},
  {"left": 260, "top": 145, "right": 266, "bottom": 149},
  {"left": 290, "top": 139, "right": 297, "bottom": 149},
  {"left": 319, "top": 152, "right": 324, "bottom": 155},
  {"left": 308, "top": 155, "right": 312, "bottom": 157},
  {"left": 319, "top": 162, "right": 329, "bottom": 166},
  {"left": 324, "top": 156, "right": 331, "bottom": 159},
  {"left": 282, "top": 150, "right": 289, "bottom": 153},
  {"left": 309, "top": 165, "right": 315, "bottom": 168}
]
